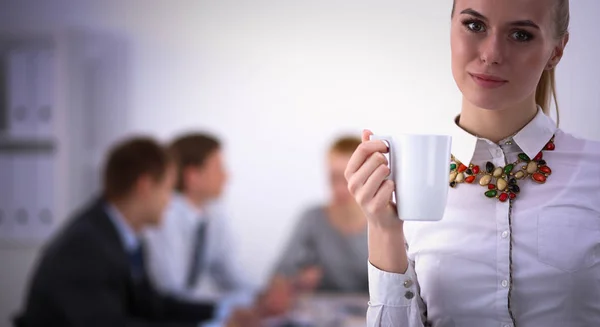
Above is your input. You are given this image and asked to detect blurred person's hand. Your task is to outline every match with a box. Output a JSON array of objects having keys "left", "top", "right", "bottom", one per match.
[
  {"left": 256, "top": 275, "right": 294, "bottom": 317},
  {"left": 296, "top": 266, "right": 323, "bottom": 291},
  {"left": 225, "top": 308, "right": 261, "bottom": 327}
]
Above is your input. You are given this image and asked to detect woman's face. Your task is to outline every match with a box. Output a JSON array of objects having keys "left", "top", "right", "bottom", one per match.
[
  {"left": 328, "top": 151, "right": 355, "bottom": 205},
  {"left": 450, "top": 0, "right": 567, "bottom": 110}
]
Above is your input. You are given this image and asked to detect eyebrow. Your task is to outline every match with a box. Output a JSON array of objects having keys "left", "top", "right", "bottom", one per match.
[{"left": 460, "top": 8, "right": 540, "bottom": 30}]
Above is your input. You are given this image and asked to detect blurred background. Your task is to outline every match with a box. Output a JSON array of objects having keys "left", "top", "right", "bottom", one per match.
[{"left": 0, "top": 0, "right": 598, "bottom": 326}]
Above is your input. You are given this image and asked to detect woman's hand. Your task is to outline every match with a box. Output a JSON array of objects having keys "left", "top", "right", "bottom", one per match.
[
  {"left": 344, "top": 129, "right": 409, "bottom": 273},
  {"left": 345, "top": 129, "right": 401, "bottom": 231},
  {"left": 295, "top": 265, "right": 323, "bottom": 291}
]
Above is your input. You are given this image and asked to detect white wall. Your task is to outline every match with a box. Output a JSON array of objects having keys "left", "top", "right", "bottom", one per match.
[{"left": 0, "top": 1, "right": 598, "bottom": 326}]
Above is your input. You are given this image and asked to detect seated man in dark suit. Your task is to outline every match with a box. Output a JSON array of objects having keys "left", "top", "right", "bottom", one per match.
[{"left": 14, "top": 137, "right": 259, "bottom": 327}]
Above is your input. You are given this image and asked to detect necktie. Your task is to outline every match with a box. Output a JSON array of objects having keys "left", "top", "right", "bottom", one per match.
[
  {"left": 186, "top": 221, "right": 207, "bottom": 288},
  {"left": 129, "top": 242, "right": 145, "bottom": 282}
]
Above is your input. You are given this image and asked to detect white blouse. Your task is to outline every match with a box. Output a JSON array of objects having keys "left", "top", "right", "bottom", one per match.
[{"left": 367, "top": 108, "right": 600, "bottom": 327}]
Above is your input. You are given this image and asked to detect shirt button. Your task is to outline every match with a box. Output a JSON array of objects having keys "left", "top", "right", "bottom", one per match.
[
  {"left": 403, "top": 279, "right": 413, "bottom": 288},
  {"left": 501, "top": 231, "right": 509, "bottom": 239},
  {"left": 404, "top": 291, "right": 415, "bottom": 299},
  {"left": 501, "top": 280, "right": 509, "bottom": 288}
]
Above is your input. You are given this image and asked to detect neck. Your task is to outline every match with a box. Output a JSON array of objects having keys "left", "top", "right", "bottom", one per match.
[
  {"left": 458, "top": 97, "right": 538, "bottom": 143},
  {"left": 110, "top": 198, "right": 145, "bottom": 233},
  {"left": 184, "top": 192, "right": 209, "bottom": 211}
]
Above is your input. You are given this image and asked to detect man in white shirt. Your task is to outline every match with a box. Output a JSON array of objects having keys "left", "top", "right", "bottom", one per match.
[{"left": 144, "top": 133, "right": 292, "bottom": 322}]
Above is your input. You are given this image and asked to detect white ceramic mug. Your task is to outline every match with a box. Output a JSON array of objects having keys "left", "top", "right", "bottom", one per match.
[{"left": 370, "top": 133, "right": 452, "bottom": 221}]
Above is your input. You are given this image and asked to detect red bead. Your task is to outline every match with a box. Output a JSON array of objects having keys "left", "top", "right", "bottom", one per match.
[
  {"left": 472, "top": 165, "right": 480, "bottom": 174},
  {"left": 509, "top": 192, "right": 517, "bottom": 200},
  {"left": 539, "top": 166, "right": 552, "bottom": 175},
  {"left": 499, "top": 193, "right": 509, "bottom": 202},
  {"left": 545, "top": 142, "right": 555, "bottom": 151},
  {"left": 488, "top": 184, "right": 496, "bottom": 190},
  {"left": 533, "top": 152, "right": 543, "bottom": 161},
  {"left": 532, "top": 172, "right": 547, "bottom": 183},
  {"left": 458, "top": 164, "right": 467, "bottom": 173},
  {"left": 465, "top": 175, "right": 476, "bottom": 183}
]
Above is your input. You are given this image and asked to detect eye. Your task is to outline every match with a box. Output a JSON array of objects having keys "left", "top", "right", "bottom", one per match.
[
  {"left": 463, "top": 20, "right": 486, "bottom": 33},
  {"left": 511, "top": 30, "right": 534, "bottom": 42}
]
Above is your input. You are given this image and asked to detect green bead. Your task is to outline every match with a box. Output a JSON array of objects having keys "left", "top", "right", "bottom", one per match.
[
  {"left": 485, "top": 190, "right": 497, "bottom": 198},
  {"left": 518, "top": 153, "right": 530, "bottom": 161},
  {"left": 504, "top": 164, "right": 514, "bottom": 174},
  {"left": 450, "top": 163, "right": 457, "bottom": 171}
]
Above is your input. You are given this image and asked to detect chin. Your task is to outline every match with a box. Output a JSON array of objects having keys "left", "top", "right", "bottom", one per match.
[
  {"left": 333, "top": 199, "right": 354, "bottom": 207},
  {"left": 461, "top": 87, "right": 518, "bottom": 111},
  {"left": 149, "top": 217, "right": 163, "bottom": 227}
]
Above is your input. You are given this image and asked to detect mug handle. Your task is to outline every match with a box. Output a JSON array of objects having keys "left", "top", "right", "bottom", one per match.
[{"left": 368, "top": 134, "right": 395, "bottom": 183}]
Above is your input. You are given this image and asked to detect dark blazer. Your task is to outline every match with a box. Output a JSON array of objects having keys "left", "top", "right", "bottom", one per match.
[{"left": 14, "top": 198, "right": 215, "bottom": 327}]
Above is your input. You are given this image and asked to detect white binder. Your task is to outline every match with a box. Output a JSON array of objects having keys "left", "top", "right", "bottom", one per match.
[
  {"left": 32, "top": 49, "right": 56, "bottom": 138},
  {"left": 6, "top": 49, "right": 36, "bottom": 138},
  {"left": 33, "top": 153, "right": 55, "bottom": 239},
  {"left": 10, "top": 154, "right": 37, "bottom": 241},
  {"left": 0, "top": 155, "right": 13, "bottom": 238}
]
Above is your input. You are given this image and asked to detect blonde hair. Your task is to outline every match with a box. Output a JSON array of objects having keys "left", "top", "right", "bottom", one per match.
[
  {"left": 452, "top": 0, "right": 570, "bottom": 125},
  {"left": 536, "top": 0, "right": 569, "bottom": 126}
]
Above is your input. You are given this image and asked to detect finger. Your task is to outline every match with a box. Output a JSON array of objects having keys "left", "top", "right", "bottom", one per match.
[
  {"left": 347, "top": 151, "right": 389, "bottom": 196},
  {"left": 362, "top": 129, "right": 373, "bottom": 143},
  {"left": 345, "top": 140, "right": 389, "bottom": 179},
  {"left": 355, "top": 163, "right": 391, "bottom": 205},
  {"left": 371, "top": 179, "right": 396, "bottom": 214}
]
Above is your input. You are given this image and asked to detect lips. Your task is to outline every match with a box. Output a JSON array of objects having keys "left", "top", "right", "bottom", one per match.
[{"left": 470, "top": 73, "right": 508, "bottom": 89}]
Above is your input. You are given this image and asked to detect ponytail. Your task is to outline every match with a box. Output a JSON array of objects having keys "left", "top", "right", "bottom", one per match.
[{"left": 535, "top": 68, "right": 560, "bottom": 126}]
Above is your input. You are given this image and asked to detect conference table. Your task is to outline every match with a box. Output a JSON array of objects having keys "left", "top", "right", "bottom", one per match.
[{"left": 264, "top": 292, "right": 369, "bottom": 327}]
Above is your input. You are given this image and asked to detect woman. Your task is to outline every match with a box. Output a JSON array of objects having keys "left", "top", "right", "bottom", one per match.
[
  {"left": 274, "top": 136, "right": 369, "bottom": 294},
  {"left": 345, "top": 0, "right": 600, "bottom": 326}
]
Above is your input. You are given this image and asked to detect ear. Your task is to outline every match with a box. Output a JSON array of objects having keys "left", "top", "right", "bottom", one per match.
[
  {"left": 546, "top": 33, "right": 569, "bottom": 70},
  {"left": 134, "top": 174, "right": 153, "bottom": 196},
  {"left": 182, "top": 165, "right": 201, "bottom": 187}
]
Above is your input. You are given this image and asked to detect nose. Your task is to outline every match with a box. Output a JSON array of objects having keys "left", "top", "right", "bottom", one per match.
[{"left": 480, "top": 32, "right": 504, "bottom": 66}]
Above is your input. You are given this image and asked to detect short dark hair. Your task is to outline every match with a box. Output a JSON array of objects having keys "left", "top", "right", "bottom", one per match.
[
  {"left": 103, "top": 137, "right": 172, "bottom": 200},
  {"left": 168, "top": 133, "right": 221, "bottom": 192}
]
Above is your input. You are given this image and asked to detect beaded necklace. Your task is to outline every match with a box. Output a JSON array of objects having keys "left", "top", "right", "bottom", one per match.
[{"left": 449, "top": 136, "right": 555, "bottom": 201}]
